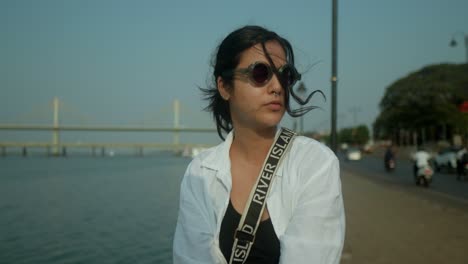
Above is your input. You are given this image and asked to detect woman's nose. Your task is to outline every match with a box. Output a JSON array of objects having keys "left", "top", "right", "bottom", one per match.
[{"left": 267, "top": 73, "right": 283, "bottom": 95}]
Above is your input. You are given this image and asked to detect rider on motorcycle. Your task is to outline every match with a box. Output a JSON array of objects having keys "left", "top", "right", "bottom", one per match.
[
  {"left": 411, "top": 146, "right": 431, "bottom": 177},
  {"left": 384, "top": 145, "right": 395, "bottom": 170},
  {"left": 456, "top": 144, "right": 468, "bottom": 178}
]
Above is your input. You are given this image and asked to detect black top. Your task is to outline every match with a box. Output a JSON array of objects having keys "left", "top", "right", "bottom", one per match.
[{"left": 219, "top": 200, "right": 280, "bottom": 263}]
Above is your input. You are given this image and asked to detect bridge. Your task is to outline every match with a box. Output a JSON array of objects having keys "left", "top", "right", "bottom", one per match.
[
  {"left": 0, "top": 97, "right": 217, "bottom": 157},
  {"left": 0, "top": 141, "right": 214, "bottom": 157}
]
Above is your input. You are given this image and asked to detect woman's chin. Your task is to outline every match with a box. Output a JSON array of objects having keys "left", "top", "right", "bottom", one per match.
[{"left": 260, "top": 114, "right": 284, "bottom": 128}]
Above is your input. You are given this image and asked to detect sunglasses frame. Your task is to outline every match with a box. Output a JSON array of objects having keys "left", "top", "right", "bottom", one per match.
[{"left": 224, "top": 61, "right": 301, "bottom": 88}]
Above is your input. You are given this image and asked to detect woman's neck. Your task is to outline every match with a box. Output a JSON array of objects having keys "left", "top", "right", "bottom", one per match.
[{"left": 230, "top": 125, "right": 277, "bottom": 164}]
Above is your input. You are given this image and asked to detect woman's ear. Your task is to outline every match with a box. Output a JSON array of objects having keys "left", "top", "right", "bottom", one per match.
[{"left": 217, "top": 76, "right": 230, "bottom": 101}]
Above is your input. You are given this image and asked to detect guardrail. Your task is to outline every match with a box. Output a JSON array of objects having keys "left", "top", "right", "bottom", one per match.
[{"left": 0, "top": 142, "right": 214, "bottom": 157}]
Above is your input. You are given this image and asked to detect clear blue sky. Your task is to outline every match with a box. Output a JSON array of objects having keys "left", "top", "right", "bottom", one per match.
[{"left": 1, "top": 0, "right": 467, "bottom": 144}]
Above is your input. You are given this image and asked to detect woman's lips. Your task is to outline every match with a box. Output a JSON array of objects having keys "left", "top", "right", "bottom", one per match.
[{"left": 266, "top": 102, "right": 282, "bottom": 110}]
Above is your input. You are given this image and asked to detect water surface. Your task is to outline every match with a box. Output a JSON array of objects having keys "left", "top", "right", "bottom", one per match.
[{"left": 0, "top": 154, "right": 189, "bottom": 264}]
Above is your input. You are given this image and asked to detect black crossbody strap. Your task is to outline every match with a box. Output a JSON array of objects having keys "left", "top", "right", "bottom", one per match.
[{"left": 228, "top": 127, "right": 296, "bottom": 264}]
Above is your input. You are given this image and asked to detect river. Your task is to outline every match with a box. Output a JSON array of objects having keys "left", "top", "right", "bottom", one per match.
[{"left": 0, "top": 154, "right": 189, "bottom": 264}]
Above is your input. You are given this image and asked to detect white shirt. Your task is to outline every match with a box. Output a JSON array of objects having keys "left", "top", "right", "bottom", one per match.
[
  {"left": 457, "top": 148, "right": 467, "bottom": 161},
  {"left": 412, "top": 151, "right": 431, "bottom": 167},
  {"left": 173, "top": 130, "right": 345, "bottom": 264}
]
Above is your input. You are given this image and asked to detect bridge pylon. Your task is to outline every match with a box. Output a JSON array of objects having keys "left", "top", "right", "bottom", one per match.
[
  {"left": 52, "top": 97, "right": 60, "bottom": 155},
  {"left": 173, "top": 99, "right": 180, "bottom": 146}
]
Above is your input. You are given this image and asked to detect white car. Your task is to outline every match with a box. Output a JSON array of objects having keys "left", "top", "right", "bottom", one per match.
[
  {"left": 346, "top": 148, "right": 362, "bottom": 161},
  {"left": 433, "top": 147, "right": 460, "bottom": 172},
  {"left": 340, "top": 143, "right": 349, "bottom": 152}
]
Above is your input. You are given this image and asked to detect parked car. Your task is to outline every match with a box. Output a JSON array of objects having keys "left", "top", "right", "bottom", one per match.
[
  {"left": 433, "top": 147, "right": 461, "bottom": 172},
  {"left": 340, "top": 143, "right": 349, "bottom": 152},
  {"left": 346, "top": 147, "right": 362, "bottom": 161},
  {"left": 362, "top": 142, "right": 375, "bottom": 153}
]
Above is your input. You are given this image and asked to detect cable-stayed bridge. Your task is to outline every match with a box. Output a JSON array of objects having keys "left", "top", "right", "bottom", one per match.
[{"left": 0, "top": 97, "right": 216, "bottom": 157}]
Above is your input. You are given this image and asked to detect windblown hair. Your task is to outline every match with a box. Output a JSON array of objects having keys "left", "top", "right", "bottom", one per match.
[{"left": 201, "top": 25, "right": 324, "bottom": 140}]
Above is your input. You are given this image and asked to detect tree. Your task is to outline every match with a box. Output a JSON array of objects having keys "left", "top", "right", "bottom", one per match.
[
  {"left": 338, "top": 124, "right": 370, "bottom": 145},
  {"left": 354, "top": 125, "right": 370, "bottom": 145},
  {"left": 374, "top": 63, "right": 468, "bottom": 143}
]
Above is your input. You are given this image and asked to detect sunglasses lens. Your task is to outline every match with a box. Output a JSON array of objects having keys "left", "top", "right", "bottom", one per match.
[{"left": 251, "top": 63, "right": 270, "bottom": 85}]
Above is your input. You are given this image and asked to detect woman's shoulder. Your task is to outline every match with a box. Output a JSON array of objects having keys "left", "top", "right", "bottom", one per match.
[
  {"left": 284, "top": 136, "right": 341, "bottom": 192},
  {"left": 290, "top": 135, "right": 338, "bottom": 164}
]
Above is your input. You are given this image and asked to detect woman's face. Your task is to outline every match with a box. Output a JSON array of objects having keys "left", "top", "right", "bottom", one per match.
[{"left": 219, "top": 40, "right": 287, "bottom": 131}]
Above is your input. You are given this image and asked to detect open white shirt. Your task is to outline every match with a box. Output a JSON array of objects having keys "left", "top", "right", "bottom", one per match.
[
  {"left": 412, "top": 151, "right": 431, "bottom": 167},
  {"left": 457, "top": 148, "right": 467, "bottom": 161},
  {"left": 173, "top": 130, "right": 345, "bottom": 264}
]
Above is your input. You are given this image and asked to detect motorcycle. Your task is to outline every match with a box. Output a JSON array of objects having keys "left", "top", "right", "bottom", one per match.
[
  {"left": 385, "top": 158, "right": 396, "bottom": 172},
  {"left": 414, "top": 164, "right": 433, "bottom": 187},
  {"left": 456, "top": 161, "right": 468, "bottom": 181}
]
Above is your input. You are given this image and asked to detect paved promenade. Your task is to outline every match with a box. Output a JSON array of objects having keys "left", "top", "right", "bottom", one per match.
[{"left": 340, "top": 168, "right": 468, "bottom": 264}]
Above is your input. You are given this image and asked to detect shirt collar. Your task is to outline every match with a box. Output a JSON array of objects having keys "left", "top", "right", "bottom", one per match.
[
  {"left": 200, "top": 127, "right": 286, "bottom": 176},
  {"left": 200, "top": 130, "right": 234, "bottom": 186}
]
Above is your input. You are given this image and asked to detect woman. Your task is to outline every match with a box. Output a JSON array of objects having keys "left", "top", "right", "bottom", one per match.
[{"left": 173, "top": 25, "right": 345, "bottom": 264}]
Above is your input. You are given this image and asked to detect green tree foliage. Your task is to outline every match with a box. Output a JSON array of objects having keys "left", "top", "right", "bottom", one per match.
[
  {"left": 374, "top": 63, "right": 468, "bottom": 140},
  {"left": 354, "top": 125, "right": 370, "bottom": 145},
  {"left": 338, "top": 128, "right": 353, "bottom": 143},
  {"left": 338, "top": 124, "right": 370, "bottom": 145}
]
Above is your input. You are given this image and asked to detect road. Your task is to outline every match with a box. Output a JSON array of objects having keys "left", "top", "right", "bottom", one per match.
[
  {"left": 338, "top": 152, "right": 468, "bottom": 202},
  {"left": 339, "top": 164, "right": 468, "bottom": 264},
  {"left": 338, "top": 152, "right": 468, "bottom": 263}
]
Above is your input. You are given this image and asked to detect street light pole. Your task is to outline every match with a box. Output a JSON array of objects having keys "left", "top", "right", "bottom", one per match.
[
  {"left": 450, "top": 32, "right": 468, "bottom": 63},
  {"left": 330, "top": 0, "right": 338, "bottom": 153}
]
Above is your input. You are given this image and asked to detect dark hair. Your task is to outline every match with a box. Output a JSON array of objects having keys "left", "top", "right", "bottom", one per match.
[{"left": 201, "top": 25, "right": 324, "bottom": 140}]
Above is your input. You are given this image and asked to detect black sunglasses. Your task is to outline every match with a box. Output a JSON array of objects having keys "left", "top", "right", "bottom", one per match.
[{"left": 223, "top": 62, "right": 301, "bottom": 88}]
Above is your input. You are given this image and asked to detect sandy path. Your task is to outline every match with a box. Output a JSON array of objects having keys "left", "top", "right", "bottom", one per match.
[{"left": 340, "top": 168, "right": 468, "bottom": 264}]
